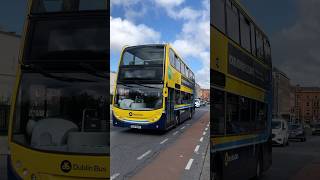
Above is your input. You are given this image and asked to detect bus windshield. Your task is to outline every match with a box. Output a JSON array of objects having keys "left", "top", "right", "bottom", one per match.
[
  {"left": 114, "top": 84, "right": 163, "bottom": 110},
  {"left": 118, "top": 46, "right": 164, "bottom": 81},
  {"left": 31, "top": 0, "right": 107, "bottom": 13},
  {"left": 12, "top": 72, "right": 108, "bottom": 155}
]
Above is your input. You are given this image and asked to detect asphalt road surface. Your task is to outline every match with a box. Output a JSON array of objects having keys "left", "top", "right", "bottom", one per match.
[
  {"left": 110, "top": 106, "right": 210, "bottom": 180},
  {"left": 262, "top": 131, "right": 320, "bottom": 180}
]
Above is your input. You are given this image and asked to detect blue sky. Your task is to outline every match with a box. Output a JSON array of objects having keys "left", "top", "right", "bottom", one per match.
[
  {"left": 0, "top": 0, "right": 27, "bottom": 34},
  {"left": 110, "top": 0, "right": 210, "bottom": 88}
]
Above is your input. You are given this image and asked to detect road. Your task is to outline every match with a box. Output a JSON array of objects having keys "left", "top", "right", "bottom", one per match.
[
  {"left": 262, "top": 131, "right": 320, "bottom": 180},
  {"left": 110, "top": 106, "right": 210, "bottom": 180}
]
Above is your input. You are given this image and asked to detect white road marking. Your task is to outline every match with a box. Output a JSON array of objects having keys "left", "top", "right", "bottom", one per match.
[
  {"left": 185, "top": 159, "right": 194, "bottom": 170},
  {"left": 203, "top": 131, "right": 206, "bottom": 135},
  {"left": 205, "top": 127, "right": 208, "bottom": 131},
  {"left": 137, "top": 150, "right": 152, "bottom": 160},
  {"left": 111, "top": 173, "right": 120, "bottom": 180},
  {"left": 173, "top": 131, "right": 179, "bottom": 136},
  {"left": 200, "top": 137, "right": 204, "bottom": 142},
  {"left": 194, "top": 145, "right": 200, "bottom": 153},
  {"left": 181, "top": 126, "right": 186, "bottom": 130},
  {"left": 160, "top": 138, "right": 169, "bottom": 144}
]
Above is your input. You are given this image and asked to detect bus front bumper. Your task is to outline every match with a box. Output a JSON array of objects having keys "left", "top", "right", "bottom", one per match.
[{"left": 112, "top": 113, "right": 167, "bottom": 130}]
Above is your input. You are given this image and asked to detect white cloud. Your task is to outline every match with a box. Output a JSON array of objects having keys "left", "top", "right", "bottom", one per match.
[
  {"left": 110, "top": 0, "right": 147, "bottom": 21},
  {"left": 170, "top": 0, "right": 210, "bottom": 88},
  {"left": 154, "top": 0, "right": 185, "bottom": 8},
  {"left": 110, "top": 16, "right": 161, "bottom": 53},
  {"left": 110, "top": 0, "right": 141, "bottom": 6},
  {"left": 272, "top": 0, "right": 320, "bottom": 86}
]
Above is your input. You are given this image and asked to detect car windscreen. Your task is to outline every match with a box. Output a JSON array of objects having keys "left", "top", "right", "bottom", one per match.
[
  {"left": 272, "top": 121, "right": 281, "bottom": 129},
  {"left": 289, "top": 124, "right": 300, "bottom": 130}
]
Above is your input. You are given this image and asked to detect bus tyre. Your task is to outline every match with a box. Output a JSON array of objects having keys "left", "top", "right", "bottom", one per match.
[{"left": 175, "top": 115, "right": 179, "bottom": 126}]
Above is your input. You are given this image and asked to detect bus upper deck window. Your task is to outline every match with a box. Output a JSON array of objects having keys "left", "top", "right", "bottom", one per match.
[{"left": 31, "top": 0, "right": 107, "bottom": 13}]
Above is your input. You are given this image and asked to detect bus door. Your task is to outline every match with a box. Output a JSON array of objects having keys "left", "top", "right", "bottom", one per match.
[{"left": 167, "top": 88, "right": 175, "bottom": 127}]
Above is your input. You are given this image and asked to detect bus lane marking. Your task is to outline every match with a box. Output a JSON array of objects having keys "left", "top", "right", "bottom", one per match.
[
  {"left": 200, "top": 137, "right": 204, "bottom": 142},
  {"left": 194, "top": 145, "right": 200, "bottom": 153},
  {"left": 160, "top": 138, "right": 169, "bottom": 144},
  {"left": 111, "top": 173, "right": 120, "bottom": 180},
  {"left": 137, "top": 150, "right": 152, "bottom": 160},
  {"left": 185, "top": 159, "right": 194, "bottom": 170}
]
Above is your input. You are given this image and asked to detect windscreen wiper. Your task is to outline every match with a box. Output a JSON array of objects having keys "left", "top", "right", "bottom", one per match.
[
  {"left": 133, "top": 80, "right": 162, "bottom": 89},
  {"left": 78, "top": 62, "right": 108, "bottom": 79},
  {"left": 23, "top": 64, "right": 94, "bottom": 82}
]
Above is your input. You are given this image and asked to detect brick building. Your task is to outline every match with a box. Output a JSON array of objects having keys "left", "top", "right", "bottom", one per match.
[
  {"left": 200, "top": 89, "right": 210, "bottom": 102},
  {"left": 295, "top": 86, "right": 320, "bottom": 124}
]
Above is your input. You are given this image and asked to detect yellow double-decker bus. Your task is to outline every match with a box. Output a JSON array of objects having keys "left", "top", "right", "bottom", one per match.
[
  {"left": 112, "top": 44, "right": 195, "bottom": 130},
  {"left": 211, "top": 0, "right": 272, "bottom": 179},
  {"left": 8, "top": 0, "right": 109, "bottom": 179}
]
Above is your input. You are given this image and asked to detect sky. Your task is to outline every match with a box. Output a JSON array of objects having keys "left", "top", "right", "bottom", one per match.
[
  {"left": 0, "top": 0, "right": 28, "bottom": 34},
  {"left": 110, "top": 0, "right": 210, "bottom": 89},
  {"left": 241, "top": 0, "right": 320, "bottom": 87}
]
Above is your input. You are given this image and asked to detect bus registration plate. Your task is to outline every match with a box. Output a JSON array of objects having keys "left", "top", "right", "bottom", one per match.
[{"left": 131, "top": 125, "right": 142, "bottom": 129}]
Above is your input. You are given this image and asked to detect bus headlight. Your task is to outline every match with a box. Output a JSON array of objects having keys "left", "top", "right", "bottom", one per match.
[
  {"left": 22, "top": 168, "right": 29, "bottom": 176},
  {"left": 16, "top": 160, "right": 22, "bottom": 169}
]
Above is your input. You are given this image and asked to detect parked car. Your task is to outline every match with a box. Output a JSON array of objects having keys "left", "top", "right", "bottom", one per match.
[
  {"left": 195, "top": 99, "right": 201, "bottom": 108},
  {"left": 288, "top": 124, "right": 306, "bottom": 142},
  {"left": 272, "top": 119, "right": 289, "bottom": 146},
  {"left": 311, "top": 123, "right": 320, "bottom": 135},
  {"left": 200, "top": 100, "right": 206, "bottom": 106}
]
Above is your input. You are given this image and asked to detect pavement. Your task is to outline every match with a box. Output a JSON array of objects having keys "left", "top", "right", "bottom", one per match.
[
  {"left": 262, "top": 130, "right": 320, "bottom": 180},
  {"left": 110, "top": 106, "right": 210, "bottom": 180}
]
